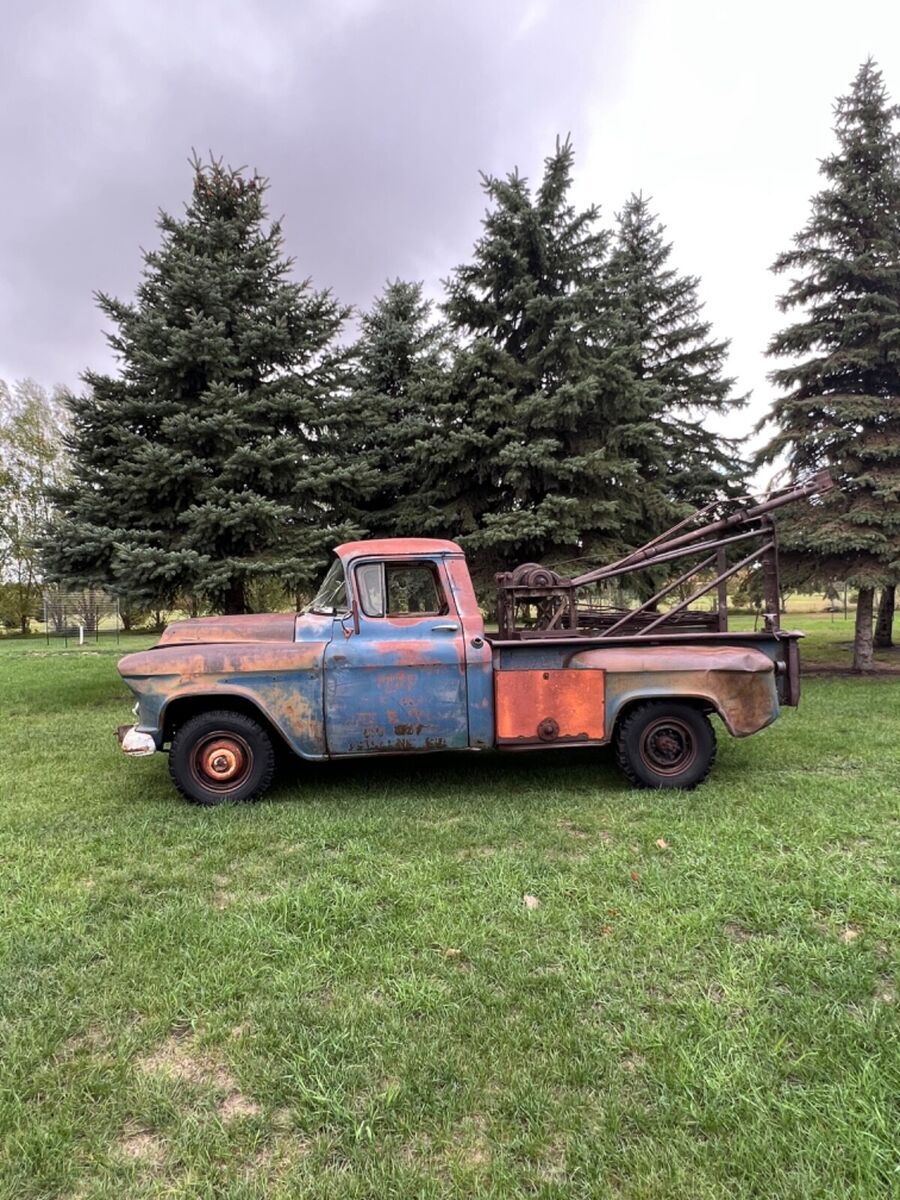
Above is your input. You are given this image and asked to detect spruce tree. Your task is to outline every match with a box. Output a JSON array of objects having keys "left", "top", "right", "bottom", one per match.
[
  {"left": 345, "top": 280, "right": 452, "bottom": 537},
  {"left": 606, "top": 194, "right": 747, "bottom": 506},
  {"left": 44, "top": 157, "right": 362, "bottom": 613},
  {"left": 419, "top": 139, "right": 661, "bottom": 586},
  {"left": 759, "top": 61, "right": 900, "bottom": 669}
]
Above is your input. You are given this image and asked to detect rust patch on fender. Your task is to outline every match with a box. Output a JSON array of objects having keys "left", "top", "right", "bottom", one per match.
[
  {"left": 157, "top": 613, "right": 296, "bottom": 646},
  {"left": 119, "top": 642, "right": 322, "bottom": 679},
  {"left": 579, "top": 645, "right": 779, "bottom": 738},
  {"left": 570, "top": 644, "right": 775, "bottom": 674}
]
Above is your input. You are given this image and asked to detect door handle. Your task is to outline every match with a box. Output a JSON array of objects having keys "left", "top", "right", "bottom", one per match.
[{"left": 431, "top": 623, "right": 459, "bottom": 633}]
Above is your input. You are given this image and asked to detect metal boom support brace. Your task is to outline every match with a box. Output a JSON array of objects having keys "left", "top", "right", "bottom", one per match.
[{"left": 494, "top": 471, "right": 833, "bottom": 640}]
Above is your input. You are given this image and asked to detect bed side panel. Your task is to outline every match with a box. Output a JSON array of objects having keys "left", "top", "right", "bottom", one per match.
[{"left": 569, "top": 645, "right": 779, "bottom": 737}]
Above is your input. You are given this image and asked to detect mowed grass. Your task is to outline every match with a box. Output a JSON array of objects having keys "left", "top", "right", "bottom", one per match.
[
  {"left": 0, "top": 635, "right": 897, "bottom": 1199},
  {"left": 727, "top": 610, "right": 900, "bottom": 671}
]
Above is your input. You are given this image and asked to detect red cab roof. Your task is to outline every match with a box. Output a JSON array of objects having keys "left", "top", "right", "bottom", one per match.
[{"left": 335, "top": 537, "right": 463, "bottom": 562}]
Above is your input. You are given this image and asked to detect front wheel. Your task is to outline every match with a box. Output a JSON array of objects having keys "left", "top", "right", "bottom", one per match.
[
  {"left": 169, "top": 710, "right": 276, "bottom": 806},
  {"left": 615, "top": 701, "right": 716, "bottom": 790}
]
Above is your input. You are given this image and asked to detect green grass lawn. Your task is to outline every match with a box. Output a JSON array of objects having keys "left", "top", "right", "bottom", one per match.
[
  {"left": 0, "top": 633, "right": 897, "bottom": 1198},
  {"left": 727, "top": 610, "right": 900, "bottom": 671}
]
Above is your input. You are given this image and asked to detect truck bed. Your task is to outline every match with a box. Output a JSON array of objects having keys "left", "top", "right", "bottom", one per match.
[{"left": 487, "top": 628, "right": 800, "bottom": 746}]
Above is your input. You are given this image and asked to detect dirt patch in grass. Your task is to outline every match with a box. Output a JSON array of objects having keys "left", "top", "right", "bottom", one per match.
[
  {"left": 218, "top": 1092, "right": 262, "bottom": 1120},
  {"left": 117, "top": 1123, "right": 165, "bottom": 1166},
  {"left": 724, "top": 922, "right": 757, "bottom": 942},
  {"left": 558, "top": 819, "right": 591, "bottom": 840},
  {"left": 544, "top": 846, "right": 588, "bottom": 863},
  {"left": 401, "top": 1132, "right": 435, "bottom": 1169},
  {"left": 537, "top": 1135, "right": 568, "bottom": 1183},
  {"left": 813, "top": 919, "right": 864, "bottom": 943},
  {"left": 268, "top": 1133, "right": 314, "bottom": 1165},
  {"left": 399, "top": 1117, "right": 502, "bottom": 1180},
  {"left": 137, "top": 1028, "right": 261, "bottom": 1121},
  {"left": 60, "top": 1025, "right": 110, "bottom": 1058},
  {"left": 448, "top": 1115, "right": 492, "bottom": 1169},
  {"left": 210, "top": 875, "right": 273, "bottom": 909},
  {"left": 875, "top": 976, "right": 896, "bottom": 1004}
]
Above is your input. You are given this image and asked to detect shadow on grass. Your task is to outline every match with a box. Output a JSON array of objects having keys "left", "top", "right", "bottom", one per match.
[{"left": 265, "top": 742, "right": 626, "bottom": 807}]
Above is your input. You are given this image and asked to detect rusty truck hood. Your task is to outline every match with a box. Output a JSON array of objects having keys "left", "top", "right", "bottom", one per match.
[{"left": 156, "top": 613, "right": 297, "bottom": 646}]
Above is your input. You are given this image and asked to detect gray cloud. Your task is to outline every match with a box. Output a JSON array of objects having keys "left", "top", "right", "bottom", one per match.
[{"left": 0, "top": 0, "right": 626, "bottom": 388}]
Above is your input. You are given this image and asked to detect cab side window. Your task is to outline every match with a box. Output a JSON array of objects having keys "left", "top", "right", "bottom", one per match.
[
  {"left": 356, "top": 562, "right": 448, "bottom": 618},
  {"left": 387, "top": 564, "right": 446, "bottom": 615}
]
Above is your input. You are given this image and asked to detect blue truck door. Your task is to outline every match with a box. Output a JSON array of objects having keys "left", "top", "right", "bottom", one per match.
[{"left": 323, "top": 557, "right": 470, "bottom": 754}]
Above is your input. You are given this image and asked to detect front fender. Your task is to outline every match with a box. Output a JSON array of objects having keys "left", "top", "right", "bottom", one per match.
[{"left": 118, "top": 641, "right": 329, "bottom": 758}]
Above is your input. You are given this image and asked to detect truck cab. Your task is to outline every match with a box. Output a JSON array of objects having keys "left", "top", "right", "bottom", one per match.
[{"left": 313, "top": 538, "right": 494, "bottom": 754}]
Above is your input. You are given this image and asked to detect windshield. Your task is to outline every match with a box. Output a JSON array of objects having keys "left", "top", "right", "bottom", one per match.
[{"left": 308, "top": 557, "right": 349, "bottom": 615}]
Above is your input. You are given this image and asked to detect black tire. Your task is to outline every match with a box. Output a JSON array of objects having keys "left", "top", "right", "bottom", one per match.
[
  {"left": 168, "top": 709, "right": 276, "bottom": 806},
  {"left": 615, "top": 701, "right": 716, "bottom": 790}
]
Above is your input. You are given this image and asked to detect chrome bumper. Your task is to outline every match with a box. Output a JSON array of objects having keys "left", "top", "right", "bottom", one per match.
[{"left": 116, "top": 724, "right": 156, "bottom": 757}]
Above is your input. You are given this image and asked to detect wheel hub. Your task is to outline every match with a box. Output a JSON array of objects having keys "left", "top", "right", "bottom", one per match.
[
  {"left": 194, "top": 736, "right": 249, "bottom": 788},
  {"left": 640, "top": 719, "right": 696, "bottom": 775}
]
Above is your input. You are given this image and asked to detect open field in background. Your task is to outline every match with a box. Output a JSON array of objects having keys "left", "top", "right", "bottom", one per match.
[
  {"left": 728, "top": 612, "right": 900, "bottom": 670},
  {"left": 0, "top": 626, "right": 897, "bottom": 1198},
  {"left": 5, "top": 604, "right": 899, "bottom": 672}
]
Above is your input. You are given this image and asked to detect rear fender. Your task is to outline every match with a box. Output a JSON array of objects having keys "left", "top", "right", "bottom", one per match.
[{"left": 569, "top": 644, "right": 780, "bottom": 738}]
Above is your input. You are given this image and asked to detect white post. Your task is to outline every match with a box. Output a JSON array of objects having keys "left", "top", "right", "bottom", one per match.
[{"left": 78, "top": 623, "right": 85, "bottom": 646}]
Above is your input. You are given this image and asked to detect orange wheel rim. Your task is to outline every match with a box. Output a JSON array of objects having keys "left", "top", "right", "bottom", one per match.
[{"left": 190, "top": 732, "right": 253, "bottom": 792}]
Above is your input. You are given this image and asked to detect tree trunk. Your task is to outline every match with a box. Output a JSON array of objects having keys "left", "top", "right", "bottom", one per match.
[
  {"left": 873, "top": 584, "right": 895, "bottom": 649},
  {"left": 223, "top": 579, "right": 247, "bottom": 615},
  {"left": 852, "top": 587, "right": 875, "bottom": 672},
  {"left": 20, "top": 613, "right": 28, "bottom": 635}
]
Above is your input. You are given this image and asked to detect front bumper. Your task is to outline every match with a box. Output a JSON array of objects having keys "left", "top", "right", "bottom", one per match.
[{"left": 116, "top": 724, "right": 157, "bottom": 757}]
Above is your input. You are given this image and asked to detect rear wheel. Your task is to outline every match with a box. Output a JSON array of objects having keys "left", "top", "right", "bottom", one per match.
[
  {"left": 615, "top": 701, "right": 716, "bottom": 790},
  {"left": 169, "top": 710, "right": 275, "bottom": 806}
]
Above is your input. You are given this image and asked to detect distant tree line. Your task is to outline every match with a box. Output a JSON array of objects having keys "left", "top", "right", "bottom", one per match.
[
  {"left": 1, "top": 61, "right": 896, "bottom": 668},
  {"left": 0, "top": 380, "right": 68, "bottom": 632}
]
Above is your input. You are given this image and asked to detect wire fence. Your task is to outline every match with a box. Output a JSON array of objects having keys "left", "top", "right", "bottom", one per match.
[{"left": 37, "top": 588, "right": 122, "bottom": 645}]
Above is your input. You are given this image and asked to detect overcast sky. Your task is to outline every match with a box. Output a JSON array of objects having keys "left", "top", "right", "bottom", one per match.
[{"left": 3, "top": 0, "right": 900, "bottom": 455}]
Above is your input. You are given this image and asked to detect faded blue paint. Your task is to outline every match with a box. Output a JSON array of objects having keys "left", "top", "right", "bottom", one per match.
[
  {"left": 119, "top": 619, "right": 335, "bottom": 759},
  {"left": 445, "top": 554, "right": 494, "bottom": 748},
  {"left": 323, "top": 556, "right": 470, "bottom": 755},
  {"left": 463, "top": 654, "right": 494, "bottom": 748},
  {"left": 491, "top": 632, "right": 786, "bottom": 672}
]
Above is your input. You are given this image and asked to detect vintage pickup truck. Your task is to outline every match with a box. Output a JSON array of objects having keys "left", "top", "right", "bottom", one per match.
[{"left": 116, "top": 476, "right": 830, "bottom": 805}]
